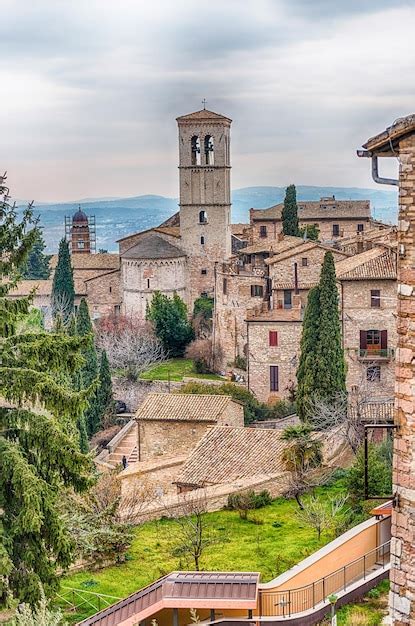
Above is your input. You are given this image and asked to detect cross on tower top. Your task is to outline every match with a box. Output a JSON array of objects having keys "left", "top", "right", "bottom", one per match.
[{"left": 202, "top": 98, "right": 207, "bottom": 110}]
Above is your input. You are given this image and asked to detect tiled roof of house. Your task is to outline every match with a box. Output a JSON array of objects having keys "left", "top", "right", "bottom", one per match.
[
  {"left": 158, "top": 211, "right": 180, "bottom": 228},
  {"left": 337, "top": 226, "right": 396, "bottom": 247},
  {"left": 251, "top": 199, "right": 370, "bottom": 221},
  {"left": 363, "top": 113, "right": 415, "bottom": 151},
  {"left": 231, "top": 223, "right": 250, "bottom": 236},
  {"left": 135, "top": 393, "right": 236, "bottom": 422},
  {"left": 121, "top": 234, "right": 185, "bottom": 260},
  {"left": 335, "top": 247, "right": 397, "bottom": 280},
  {"left": 8, "top": 279, "right": 53, "bottom": 297},
  {"left": 241, "top": 236, "right": 304, "bottom": 256},
  {"left": 265, "top": 240, "right": 349, "bottom": 265},
  {"left": 49, "top": 253, "right": 120, "bottom": 270},
  {"left": 176, "top": 426, "right": 287, "bottom": 486},
  {"left": 154, "top": 226, "right": 181, "bottom": 238},
  {"left": 176, "top": 109, "right": 232, "bottom": 123}
]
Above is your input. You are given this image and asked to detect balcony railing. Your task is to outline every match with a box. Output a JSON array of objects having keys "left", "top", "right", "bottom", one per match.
[
  {"left": 358, "top": 348, "right": 394, "bottom": 361},
  {"left": 260, "top": 540, "right": 390, "bottom": 617}
]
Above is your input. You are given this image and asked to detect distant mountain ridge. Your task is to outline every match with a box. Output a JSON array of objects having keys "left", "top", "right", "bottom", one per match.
[{"left": 21, "top": 186, "right": 398, "bottom": 253}]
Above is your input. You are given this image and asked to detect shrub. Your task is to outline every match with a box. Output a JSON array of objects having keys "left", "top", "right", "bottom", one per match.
[
  {"left": 185, "top": 339, "right": 212, "bottom": 373},
  {"left": 227, "top": 489, "right": 272, "bottom": 519},
  {"left": 234, "top": 355, "right": 247, "bottom": 370}
]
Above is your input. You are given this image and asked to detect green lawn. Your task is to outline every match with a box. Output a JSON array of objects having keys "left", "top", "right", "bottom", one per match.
[
  {"left": 139, "top": 358, "right": 223, "bottom": 382},
  {"left": 333, "top": 579, "right": 390, "bottom": 625},
  {"left": 60, "top": 482, "right": 347, "bottom": 621}
]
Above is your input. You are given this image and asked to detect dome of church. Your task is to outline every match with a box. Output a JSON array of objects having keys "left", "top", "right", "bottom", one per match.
[{"left": 72, "top": 208, "right": 88, "bottom": 224}]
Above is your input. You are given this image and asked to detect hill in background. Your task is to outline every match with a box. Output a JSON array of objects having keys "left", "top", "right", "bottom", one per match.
[{"left": 21, "top": 186, "right": 398, "bottom": 253}]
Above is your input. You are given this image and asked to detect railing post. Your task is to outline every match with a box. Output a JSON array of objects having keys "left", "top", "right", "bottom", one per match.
[
  {"left": 312, "top": 582, "right": 315, "bottom": 608},
  {"left": 363, "top": 554, "right": 366, "bottom": 580},
  {"left": 288, "top": 589, "right": 291, "bottom": 617},
  {"left": 343, "top": 565, "right": 346, "bottom": 591},
  {"left": 323, "top": 576, "right": 326, "bottom": 601}
]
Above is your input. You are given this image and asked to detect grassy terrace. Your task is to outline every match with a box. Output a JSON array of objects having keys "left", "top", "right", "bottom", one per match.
[
  {"left": 139, "top": 358, "right": 223, "bottom": 382},
  {"left": 61, "top": 482, "right": 347, "bottom": 621}
]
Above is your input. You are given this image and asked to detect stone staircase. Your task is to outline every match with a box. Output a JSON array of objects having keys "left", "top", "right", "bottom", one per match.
[{"left": 95, "top": 420, "right": 139, "bottom": 469}]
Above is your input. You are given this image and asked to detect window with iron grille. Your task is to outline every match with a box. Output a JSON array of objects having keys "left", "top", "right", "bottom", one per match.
[
  {"left": 332, "top": 224, "right": 340, "bottom": 237},
  {"left": 367, "top": 365, "right": 381, "bottom": 382},
  {"left": 260, "top": 225, "right": 267, "bottom": 238},
  {"left": 301, "top": 257, "right": 308, "bottom": 267},
  {"left": 270, "top": 365, "right": 279, "bottom": 391},
  {"left": 357, "top": 223, "right": 364, "bottom": 232}
]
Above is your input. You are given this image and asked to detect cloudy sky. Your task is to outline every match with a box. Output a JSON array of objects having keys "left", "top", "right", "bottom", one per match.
[{"left": 2, "top": 0, "right": 414, "bottom": 202}]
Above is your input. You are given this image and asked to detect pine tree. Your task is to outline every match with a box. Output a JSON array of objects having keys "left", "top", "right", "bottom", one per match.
[
  {"left": 296, "top": 286, "right": 321, "bottom": 421},
  {"left": 76, "top": 298, "right": 101, "bottom": 437},
  {"left": 21, "top": 229, "right": 51, "bottom": 279},
  {"left": 281, "top": 184, "right": 300, "bottom": 236},
  {"left": 97, "top": 349, "right": 114, "bottom": 420},
  {"left": 51, "top": 239, "right": 74, "bottom": 324},
  {"left": 314, "top": 251, "right": 346, "bottom": 402},
  {"left": 0, "top": 176, "right": 93, "bottom": 605},
  {"left": 146, "top": 291, "right": 194, "bottom": 357}
]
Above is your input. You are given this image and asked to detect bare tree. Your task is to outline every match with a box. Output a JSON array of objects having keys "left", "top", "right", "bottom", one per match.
[
  {"left": 296, "top": 494, "right": 349, "bottom": 540},
  {"left": 172, "top": 491, "right": 222, "bottom": 571},
  {"left": 96, "top": 315, "right": 165, "bottom": 381},
  {"left": 49, "top": 291, "right": 74, "bottom": 329}
]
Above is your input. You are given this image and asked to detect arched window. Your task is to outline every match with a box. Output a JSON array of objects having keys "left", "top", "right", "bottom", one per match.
[
  {"left": 199, "top": 210, "right": 208, "bottom": 224},
  {"left": 200, "top": 235, "right": 205, "bottom": 245},
  {"left": 204, "top": 135, "right": 214, "bottom": 165},
  {"left": 191, "top": 136, "right": 201, "bottom": 165}
]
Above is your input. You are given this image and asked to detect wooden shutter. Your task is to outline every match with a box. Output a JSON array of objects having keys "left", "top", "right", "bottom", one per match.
[
  {"left": 270, "top": 366, "right": 279, "bottom": 391},
  {"left": 269, "top": 331, "right": 278, "bottom": 347},
  {"left": 380, "top": 330, "right": 388, "bottom": 350},
  {"left": 360, "top": 330, "right": 367, "bottom": 350}
]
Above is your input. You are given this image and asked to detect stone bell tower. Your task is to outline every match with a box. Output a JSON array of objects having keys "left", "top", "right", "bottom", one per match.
[
  {"left": 176, "top": 108, "right": 232, "bottom": 307},
  {"left": 359, "top": 114, "right": 415, "bottom": 625}
]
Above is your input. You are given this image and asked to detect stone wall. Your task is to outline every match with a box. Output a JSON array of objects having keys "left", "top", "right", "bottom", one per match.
[
  {"left": 85, "top": 270, "right": 122, "bottom": 319},
  {"left": 121, "top": 256, "right": 187, "bottom": 318},
  {"left": 389, "top": 134, "right": 415, "bottom": 625},
  {"left": 136, "top": 420, "right": 212, "bottom": 461},
  {"left": 251, "top": 218, "right": 370, "bottom": 244},
  {"left": 268, "top": 245, "right": 347, "bottom": 287}
]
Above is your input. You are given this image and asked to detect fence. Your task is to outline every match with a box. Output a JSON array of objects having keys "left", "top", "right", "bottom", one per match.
[
  {"left": 55, "top": 587, "right": 121, "bottom": 614},
  {"left": 260, "top": 540, "right": 390, "bottom": 617}
]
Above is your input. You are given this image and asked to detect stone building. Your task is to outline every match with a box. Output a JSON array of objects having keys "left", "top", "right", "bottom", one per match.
[
  {"left": 68, "top": 208, "right": 93, "bottom": 254},
  {"left": 246, "top": 245, "right": 398, "bottom": 403},
  {"left": 250, "top": 196, "right": 372, "bottom": 244},
  {"left": 358, "top": 114, "right": 415, "bottom": 625},
  {"left": 134, "top": 392, "right": 244, "bottom": 461}
]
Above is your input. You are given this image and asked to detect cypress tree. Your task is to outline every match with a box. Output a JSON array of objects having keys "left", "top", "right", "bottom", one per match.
[
  {"left": 97, "top": 349, "right": 114, "bottom": 420},
  {"left": 314, "top": 251, "right": 346, "bottom": 401},
  {"left": 0, "top": 178, "right": 92, "bottom": 605},
  {"left": 281, "top": 184, "right": 300, "bottom": 236},
  {"left": 51, "top": 238, "right": 74, "bottom": 324},
  {"left": 296, "top": 286, "right": 321, "bottom": 421},
  {"left": 76, "top": 298, "right": 101, "bottom": 437}
]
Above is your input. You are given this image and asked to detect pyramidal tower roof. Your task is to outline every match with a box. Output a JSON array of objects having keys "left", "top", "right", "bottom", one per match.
[{"left": 176, "top": 108, "right": 232, "bottom": 124}]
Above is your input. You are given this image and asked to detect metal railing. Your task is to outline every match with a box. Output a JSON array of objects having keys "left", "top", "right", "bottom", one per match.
[
  {"left": 55, "top": 587, "right": 121, "bottom": 614},
  {"left": 260, "top": 540, "right": 390, "bottom": 617},
  {"left": 358, "top": 348, "right": 394, "bottom": 360}
]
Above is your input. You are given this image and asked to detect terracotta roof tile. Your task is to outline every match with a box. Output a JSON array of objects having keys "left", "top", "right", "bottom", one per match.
[
  {"left": 252, "top": 199, "right": 370, "bottom": 221},
  {"left": 135, "top": 393, "right": 235, "bottom": 422},
  {"left": 176, "top": 109, "right": 232, "bottom": 123},
  {"left": 8, "top": 279, "right": 53, "bottom": 297},
  {"left": 335, "top": 247, "right": 397, "bottom": 280},
  {"left": 121, "top": 234, "right": 185, "bottom": 259},
  {"left": 241, "top": 236, "right": 304, "bottom": 256},
  {"left": 49, "top": 253, "right": 119, "bottom": 270},
  {"left": 265, "top": 241, "right": 349, "bottom": 265},
  {"left": 177, "top": 426, "right": 287, "bottom": 486}
]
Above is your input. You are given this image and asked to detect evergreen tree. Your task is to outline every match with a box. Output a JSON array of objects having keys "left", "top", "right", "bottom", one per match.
[
  {"left": 21, "top": 229, "right": 51, "bottom": 279},
  {"left": 97, "top": 349, "right": 114, "bottom": 421},
  {"left": 314, "top": 251, "right": 346, "bottom": 402},
  {"left": 76, "top": 298, "right": 101, "bottom": 437},
  {"left": 296, "top": 286, "right": 321, "bottom": 421},
  {"left": 147, "top": 291, "right": 194, "bottom": 357},
  {"left": 296, "top": 252, "right": 346, "bottom": 422},
  {"left": 51, "top": 239, "right": 74, "bottom": 324},
  {"left": 281, "top": 184, "right": 300, "bottom": 236},
  {"left": 0, "top": 177, "right": 92, "bottom": 605}
]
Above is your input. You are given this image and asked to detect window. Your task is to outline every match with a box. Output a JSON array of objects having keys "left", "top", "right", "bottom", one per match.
[
  {"left": 367, "top": 365, "right": 381, "bottom": 382},
  {"left": 223, "top": 278, "right": 228, "bottom": 295},
  {"left": 191, "top": 135, "right": 201, "bottom": 165},
  {"left": 269, "top": 331, "right": 278, "bottom": 347},
  {"left": 360, "top": 329, "right": 388, "bottom": 353},
  {"left": 270, "top": 366, "right": 279, "bottom": 391},
  {"left": 332, "top": 224, "right": 340, "bottom": 237},
  {"left": 109, "top": 285, "right": 112, "bottom": 293},
  {"left": 251, "top": 284, "right": 263, "bottom": 297},
  {"left": 77, "top": 240, "right": 85, "bottom": 249},
  {"left": 199, "top": 210, "right": 208, "bottom": 224},
  {"left": 204, "top": 135, "right": 214, "bottom": 165},
  {"left": 200, "top": 235, "right": 205, "bottom": 245},
  {"left": 260, "top": 225, "right": 267, "bottom": 238},
  {"left": 357, "top": 223, "right": 364, "bottom": 233},
  {"left": 301, "top": 257, "right": 308, "bottom": 267},
  {"left": 201, "top": 268, "right": 207, "bottom": 275},
  {"left": 114, "top": 304, "right": 121, "bottom": 316},
  {"left": 283, "top": 290, "right": 292, "bottom": 309},
  {"left": 371, "top": 289, "right": 380, "bottom": 308},
  {"left": 147, "top": 278, "right": 151, "bottom": 289}
]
